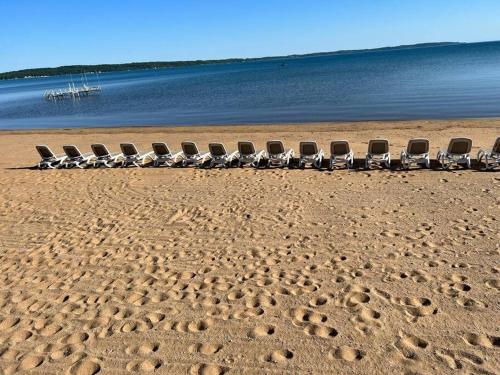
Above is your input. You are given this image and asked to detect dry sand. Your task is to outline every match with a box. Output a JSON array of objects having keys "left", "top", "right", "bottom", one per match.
[{"left": 0, "top": 119, "right": 499, "bottom": 374}]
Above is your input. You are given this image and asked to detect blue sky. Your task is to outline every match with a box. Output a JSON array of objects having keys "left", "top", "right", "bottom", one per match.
[{"left": 1, "top": 0, "right": 499, "bottom": 72}]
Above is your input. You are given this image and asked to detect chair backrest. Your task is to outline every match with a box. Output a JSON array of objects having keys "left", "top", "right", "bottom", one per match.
[
  {"left": 238, "top": 141, "right": 256, "bottom": 156},
  {"left": 330, "top": 140, "right": 351, "bottom": 156},
  {"left": 36, "top": 145, "right": 55, "bottom": 159},
  {"left": 120, "top": 143, "right": 139, "bottom": 157},
  {"left": 447, "top": 138, "right": 472, "bottom": 155},
  {"left": 299, "top": 141, "right": 318, "bottom": 156},
  {"left": 368, "top": 139, "right": 389, "bottom": 154},
  {"left": 492, "top": 137, "right": 500, "bottom": 153},
  {"left": 63, "top": 145, "right": 82, "bottom": 158},
  {"left": 209, "top": 143, "right": 227, "bottom": 157},
  {"left": 152, "top": 142, "right": 171, "bottom": 156},
  {"left": 182, "top": 141, "right": 199, "bottom": 157},
  {"left": 267, "top": 140, "right": 285, "bottom": 155},
  {"left": 407, "top": 139, "right": 429, "bottom": 155},
  {"left": 91, "top": 144, "right": 111, "bottom": 157}
]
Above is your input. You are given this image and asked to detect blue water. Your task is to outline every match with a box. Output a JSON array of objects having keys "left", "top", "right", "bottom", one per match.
[{"left": 1, "top": 41, "right": 500, "bottom": 129}]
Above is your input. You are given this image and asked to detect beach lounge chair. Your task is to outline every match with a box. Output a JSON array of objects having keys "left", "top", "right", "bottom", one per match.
[
  {"left": 35, "top": 145, "right": 66, "bottom": 169},
  {"left": 437, "top": 138, "right": 472, "bottom": 169},
  {"left": 208, "top": 143, "right": 238, "bottom": 168},
  {"left": 329, "top": 140, "right": 354, "bottom": 170},
  {"left": 181, "top": 141, "right": 210, "bottom": 167},
  {"left": 61, "top": 145, "right": 94, "bottom": 169},
  {"left": 237, "top": 141, "right": 266, "bottom": 167},
  {"left": 266, "top": 140, "right": 294, "bottom": 167},
  {"left": 400, "top": 138, "right": 430, "bottom": 169},
  {"left": 298, "top": 141, "right": 324, "bottom": 169},
  {"left": 151, "top": 142, "right": 183, "bottom": 167},
  {"left": 365, "top": 139, "right": 391, "bottom": 169},
  {"left": 90, "top": 143, "right": 122, "bottom": 168},
  {"left": 477, "top": 137, "right": 500, "bottom": 170},
  {"left": 119, "top": 143, "right": 154, "bottom": 167}
]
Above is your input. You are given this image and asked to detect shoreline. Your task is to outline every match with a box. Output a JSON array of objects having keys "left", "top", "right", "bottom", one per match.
[{"left": 1, "top": 117, "right": 500, "bottom": 135}]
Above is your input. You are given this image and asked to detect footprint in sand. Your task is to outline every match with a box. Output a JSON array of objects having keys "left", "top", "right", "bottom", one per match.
[
  {"left": 189, "top": 343, "right": 222, "bottom": 355},
  {"left": 119, "top": 319, "right": 151, "bottom": 333},
  {"left": 67, "top": 358, "right": 101, "bottom": 375},
  {"left": 169, "top": 318, "right": 214, "bottom": 333},
  {"left": 328, "top": 346, "right": 364, "bottom": 362},
  {"left": 0, "top": 316, "right": 20, "bottom": 330},
  {"left": 437, "top": 282, "right": 471, "bottom": 297},
  {"left": 249, "top": 324, "right": 275, "bottom": 338},
  {"left": 290, "top": 306, "right": 327, "bottom": 326},
  {"left": 17, "top": 354, "right": 44, "bottom": 371},
  {"left": 232, "top": 306, "right": 265, "bottom": 320},
  {"left": 50, "top": 343, "right": 85, "bottom": 361},
  {"left": 60, "top": 332, "right": 90, "bottom": 345},
  {"left": 485, "top": 279, "right": 499, "bottom": 290},
  {"left": 39, "top": 323, "right": 63, "bottom": 336},
  {"left": 260, "top": 349, "right": 294, "bottom": 363},
  {"left": 143, "top": 312, "right": 166, "bottom": 324},
  {"left": 9, "top": 329, "right": 33, "bottom": 343},
  {"left": 227, "top": 290, "right": 245, "bottom": 301},
  {"left": 126, "top": 342, "right": 160, "bottom": 356},
  {"left": 393, "top": 332, "right": 428, "bottom": 360},
  {"left": 394, "top": 297, "right": 437, "bottom": 319},
  {"left": 309, "top": 293, "right": 331, "bottom": 307},
  {"left": 126, "top": 358, "right": 162, "bottom": 372},
  {"left": 462, "top": 333, "right": 500, "bottom": 348},
  {"left": 456, "top": 297, "right": 487, "bottom": 310},
  {"left": 303, "top": 324, "right": 338, "bottom": 338},
  {"left": 350, "top": 307, "right": 382, "bottom": 335},
  {"left": 245, "top": 294, "right": 276, "bottom": 308},
  {"left": 341, "top": 289, "right": 371, "bottom": 308},
  {"left": 435, "top": 349, "right": 462, "bottom": 370},
  {"left": 189, "top": 363, "right": 228, "bottom": 375}
]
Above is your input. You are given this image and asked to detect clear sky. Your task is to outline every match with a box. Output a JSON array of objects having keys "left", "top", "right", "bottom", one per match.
[{"left": 1, "top": 0, "right": 499, "bottom": 72}]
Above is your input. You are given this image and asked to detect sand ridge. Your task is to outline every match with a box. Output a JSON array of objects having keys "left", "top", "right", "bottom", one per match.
[{"left": 0, "top": 119, "right": 498, "bottom": 374}]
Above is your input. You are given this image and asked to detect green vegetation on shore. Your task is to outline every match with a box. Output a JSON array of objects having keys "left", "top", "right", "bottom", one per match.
[{"left": 0, "top": 42, "right": 461, "bottom": 80}]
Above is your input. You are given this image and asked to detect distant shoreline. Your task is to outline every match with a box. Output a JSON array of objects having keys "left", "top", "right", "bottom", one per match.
[{"left": 0, "top": 41, "right": 465, "bottom": 80}]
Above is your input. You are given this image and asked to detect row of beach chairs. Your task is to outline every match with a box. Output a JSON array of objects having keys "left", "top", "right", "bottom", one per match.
[{"left": 36, "top": 137, "right": 500, "bottom": 170}]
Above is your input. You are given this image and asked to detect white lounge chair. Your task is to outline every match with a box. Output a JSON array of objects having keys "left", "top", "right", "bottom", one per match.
[
  {"left": 477, "top": 137, "right": 500, "bottom": 170},
  {"left": 61, "top": 145, "right": 94, "bottom": 169},
  {"left": 151, "top": 142, "right": 183, "bottom": 167},
  {"left": 181, "top": 141, "right": 210, "bottom": 167},
  {"left": 266, "top": 140, "right": 294, "bottom": 168},
  {"left": 329, "top": 140, "right": 354, "bottom": 170},
  {"left": 35, "top": 145, "right": 66, "bottom": 169},
  {"left": 119, "top": 143, "right": 154, "bottom": 167},
  {"left": 299, "top": 141, "right": 323, "bottom": 169},
  {"left": 237, "top": 141, "right": 266, "bottom": 167},
  {"left": 437, "top": 138, "right": 472, "bottom": 169},
  {"left": 90, "top": 144, "right": 122, "bottom": 168},
  {"left": 365, "top": 139, "right": 390, "bottom": 169},
  {"left": 400, "top": 138, "right": 430, "bottom": 169},
  {"left": 208, "top": 143, "right": 238, "bottom": 168}
]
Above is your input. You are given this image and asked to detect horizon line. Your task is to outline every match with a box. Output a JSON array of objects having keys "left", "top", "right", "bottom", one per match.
[{"left": 3, "top": 39, "right": 500, "bottom": 77}]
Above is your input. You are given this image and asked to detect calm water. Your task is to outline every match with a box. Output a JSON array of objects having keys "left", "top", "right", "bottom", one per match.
[{"left": 1, "top": 42, "right": 500, "bottom": 129}]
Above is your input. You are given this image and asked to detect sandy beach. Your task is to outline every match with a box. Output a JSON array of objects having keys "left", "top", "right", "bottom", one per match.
[{"left": 0, "top": 119, "right": 499, "bottom": 374}]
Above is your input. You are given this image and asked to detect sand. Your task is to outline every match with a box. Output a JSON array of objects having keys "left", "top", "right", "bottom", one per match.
[{"left": 0, "top": 119, "right": 498, "bottom": 374}]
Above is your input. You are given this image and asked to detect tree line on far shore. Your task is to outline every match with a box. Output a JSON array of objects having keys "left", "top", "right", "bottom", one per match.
[{"left": 0, "top": 42, "right": 460, "bottom": 80}]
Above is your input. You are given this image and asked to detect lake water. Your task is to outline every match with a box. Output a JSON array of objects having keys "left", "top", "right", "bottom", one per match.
[{"left": 1, "top": 41, "right": 500, "bottom": 129}]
